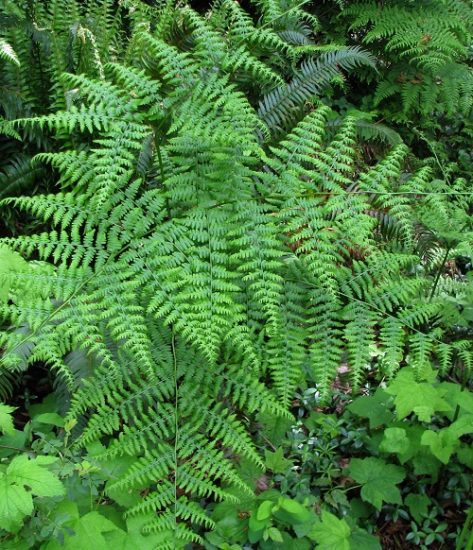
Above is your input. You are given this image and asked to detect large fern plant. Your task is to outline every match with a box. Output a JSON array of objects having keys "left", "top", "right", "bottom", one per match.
[
  {"left": 340, "top": 0, "right": 473, "bottom": 119},
  {"left": 1, "top": 2, "right": 472, "bottom": 547}
]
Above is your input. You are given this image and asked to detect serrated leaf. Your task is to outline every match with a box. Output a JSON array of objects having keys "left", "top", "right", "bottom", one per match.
[
  {"left": 0, "top": 473, "right": 33, "bottom": 531},
  {"left": 0, "top": 246, "right": 28, "bottom": 302},
  {"left": 380, "top": 427, "right": 410, "bottom": 455},
  {"left": 448, "top": 414, "right": 473, "bottom": 438},
  {"left": 43, "top": 511, "right": 123, "bottom": 550},
  {"left": 420, "top": 429, "right": 458, "bottom": 464},
  {"left": 7, "top": 455, "right": 65, "bottom": 497},
  {"left": 309, "top": 511, "right": 351, "bottom": 549},
  {"left": 0, "top": 39, "right": 20, "bottom": 66},
  {"left": 0, "top": 403, "right": 16, "bottom": 435},
  {"left": 457, "top": 445, "right": 473, "bottom": 469},
  {"left": 347, "top": 389, "right": 392, "bottom": 428},
  {"left": 349, "top": 527, "right": 382, "bottom": 550},
  {"left": 386, "top": 369, "right": 451, "bottom": 422},
  {"left": 348, "top": 457, "right": 405, "bottom": 510},
  {"left": 264, "top": 447, "right": 293, "bottom": 473},
  {"left": 405, "top": 494, "right": 430, "bottom": 524}
]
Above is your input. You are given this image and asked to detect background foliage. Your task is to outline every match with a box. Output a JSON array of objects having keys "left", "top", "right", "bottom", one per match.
[{"left": 0, "top": 0, "right": 472, "bottom": 548}]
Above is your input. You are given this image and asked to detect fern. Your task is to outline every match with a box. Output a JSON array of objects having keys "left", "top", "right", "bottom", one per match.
[
  {"left": 258, "top": 47, "right": 376, "bottom": 133},
  {"left": 0, "top": 1, "right": 472, "bottom": 545},
  {"left": 343, "top": 0, "right": 473, "bottom": 117},
  {"left": 0, "top": 38, "right": 19, "bottom": 66}
]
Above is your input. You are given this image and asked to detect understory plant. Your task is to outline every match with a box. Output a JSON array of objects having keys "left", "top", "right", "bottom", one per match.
[{"left": 0, "top": 0, "right": 472, "bottom": 548}]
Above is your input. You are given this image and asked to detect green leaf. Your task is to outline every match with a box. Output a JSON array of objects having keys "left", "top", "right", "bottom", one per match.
[
  {"left": 294, "top": 520, "right": 317, "bottom": 538},
  {"left": 348, "top": 527, "right": 382, "bottom": 550},
  {"left": 0, "top": 453, "right": 65, "bottom": 532},
  {"left": 249, "top": 512, "right": 267, "bottom": 541},
  {"left": 420, "top": 429, "right": 458, "bottom": 464},
  {"left": 347, "top": 389, "right": 392, "bottom": 428},
  {"left": 309, "top": 511, "right": 351, "bottom": 549},
  {"left": 257, "top": 411, "right": 293, "bottom": 446},
  {"left": 264, "top": 447, "right": 293, "bottom": 473},
  {"left": 268, "top": 526, "right": 284, "bottom": 542},
  {"left": 448, "top": 414, "right": 473, "bottom": 438},
  {"left": 348, "top": 458, "right": 405, "bottom": 510},
  {"left": 0, "top": 430, "right": 27, "bottom": 459},
  {"left": 7, "top": 455, "right": 65, "bottom": 497},
  {"left": 455, "top": 391, "right": 473, "bottom": 415},
  {"left": 0, "top": 473, "right": 33, "bottom": 531},
  {"left": 0, "top": 403, "right": 16, "bottom": 435},
  {"left": 125, "top": 514, "right": 171, "bottom": 550},
  {"left": 386, "top": 369, "right": 451, "bottom": 422},
  {"left": 441, "top": 382, "right": 473, "bottom": 418},
  {"left": 457, "top": 445, "right": 473, "bottom": 469},
  {"left": 32, "top": 413, "right": 65, "bottom": 428},
  {"left": 43, "top": 511, "right": 123, "bottom": 550},
  {"left": 257, "top": 500, "right": 274, "bottom": 521},
  {"left": 0, "top": 40, "right": 20, "bottom": 66},
  {"left": 379, "top": 427, "right": 410, "bottom": 455},
  {"left": 279, "top": 498, "right": 313, "bottom": 523},
  {"left": 405, "top": 494, "right": 430, "bottom": 524}
]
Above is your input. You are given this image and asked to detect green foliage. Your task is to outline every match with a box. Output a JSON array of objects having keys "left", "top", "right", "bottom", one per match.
[
  {"left": 256, "top": 369, "right": 472, "bottom": 548},
  {"left": 348, "top": 457, "right": 406, "bottom": 510},
  {"left": 341, "top": 0, "right": 473, "bottom": 119},
  {"left": 0, "top": 0, "right": 472, "bottom": 547},
  {"left": 348, "top": 368, "right": 473, "bottom": 476},
  {"left": 0, "top": 455, "right": 65, "bottom": 532},
  {"left": 311, "top": 511, "right": 380, "bottom": 550},
  {"left": 205, "top": 488, "right": 379, "bottom": 549}
]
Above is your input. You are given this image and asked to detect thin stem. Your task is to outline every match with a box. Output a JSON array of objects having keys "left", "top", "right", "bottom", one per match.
[
  {"left": 452, "top": 361, "right": 469, "bottom": 423},
  {"left": 457, "top": 503, "right": 473, "bottom": 550},
  {"left": 429, "top": 246, "right": 450, "bottom": 301},
  {"left": 0, "top": 444, "right": 32, "bottom": 453},
  {"left": 156, "top": 142, "right": 165, "bottom": 183},
  {"left": 172, "top": 331, "right": 179, "bottom": 539}
]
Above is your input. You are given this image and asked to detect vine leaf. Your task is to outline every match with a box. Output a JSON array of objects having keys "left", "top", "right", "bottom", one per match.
[
  {"left": 385, "top": 369, "right": 451, "bottom": 422},
  {"left": 264, "top": 447, "right": 293, "bottom": 473},
  {"left": 347, "top": 457, "right": 405, "bottom": 510},
  {"left": 347, "top": 388, "right": 393, "bottom": 428},
  {"left": 7, "top": 455, "right": 65, "bottom": 497},
  {"left": 310, "top": 511, "right": 351, "bottom": 550},
  {"left": 421, "top": 428, "right": 461, "bottom": 464},
  {"left": 310, "top": 510, "right": 381, "bottom": 549},
  {"left": 0, "top": 476, "right": 33, "bottom": 532},
  {"left": 380, "top": 427, "right": 410, "bottom": 455},
  {"left": 0, "top": 455, "right": 65, "bottom": 531},
  {"left": 405, "top": 494, "right": 430, "bottom": 524}
]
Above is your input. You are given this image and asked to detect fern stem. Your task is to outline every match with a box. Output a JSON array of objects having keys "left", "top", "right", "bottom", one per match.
[
  {"left": 156, "top": 142, "right": 165, "bottom": 183},
  {"left": 429, "top": 246, "right": 450, "bottom": 301},
  {"left": 153, "top": 127, "right": 166, "bottom": 183},
  {"left": 452, "top": 359, "right": 469, "bottom": 423},
  {"left": 171, "top": 331, "right": 179, "bottom": 539}
]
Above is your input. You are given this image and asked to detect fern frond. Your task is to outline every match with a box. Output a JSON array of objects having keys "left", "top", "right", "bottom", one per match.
[{"left": 258, "top": 47, "right": 376, "bottom": 134}]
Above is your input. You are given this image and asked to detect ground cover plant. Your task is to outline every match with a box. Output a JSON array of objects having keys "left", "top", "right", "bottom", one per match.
[{"left": 0, "top": 0, "right": 472, "bottom": 548}]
